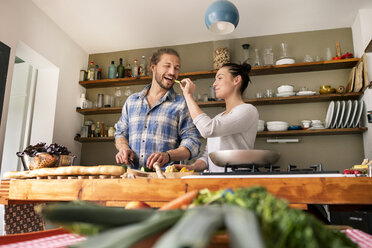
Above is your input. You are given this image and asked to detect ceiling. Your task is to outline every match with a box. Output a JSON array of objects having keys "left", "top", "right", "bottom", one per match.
[{"left": 32, "top": 0, "right": 372, "bottom": 55}]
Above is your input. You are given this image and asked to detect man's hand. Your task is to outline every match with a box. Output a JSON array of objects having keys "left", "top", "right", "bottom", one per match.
[
  {"left": 147, "top": 152, "right": 170, "bottom": 170},
  {"left": 115, "top": 148, "right": 134, "bottom": 166}
]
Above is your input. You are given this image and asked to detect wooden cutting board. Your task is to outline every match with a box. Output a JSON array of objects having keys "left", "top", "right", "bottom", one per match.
[
  {"left": 354, "top": 61, "right": 364, "bottom": 92},
  {"left": 346, "top": 66, "right": 356, "bottom": 93},
  {"left": 3, "top": 165, "right": 125, "bottom": 179},
  {"left": 362, "top": 53, "right": 369, "bottom": 91},
  {"left": 126, "top": 168, "right": 199, "bottom": 178}
]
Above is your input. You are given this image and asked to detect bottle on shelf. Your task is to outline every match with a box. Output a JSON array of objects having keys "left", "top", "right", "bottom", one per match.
[
  {"left": 124, "top": 61, "right": 131, "bottom": 77},
  {"left": 117, "top": 58, "right": 124, "bottom": 78},
  {"left": 263, "top": 46, "right": 274, "bottom": 66},
  {"left": 139, "top": 56, "right": 147, "bottom": 76},
  {"left": 242, "top": 44, "right": 250, "bottom": 64},
  {"left": 108, "top": 61, "right": 116, "bottom": 79},
  {"left": 253, "top": 48, "right": 262, "bottom": 67},
  {"left": 97, "top": 68, "right": 102, "bottom": 80},
  {"left": 96, "top": 122, "right": 101, "bottom": 137},
  {"left": 87, "top": 61, "right": 95, "bottom": 80},
  {"left": 79, "top": 93, "right": 88, "bottom": 109},
  {"left": 94, "top": 65, "right": 99, "bottom": 80},
  {"left": 132, "top": 59, "right": 139, "bottom": 78},
  {"left": 100, "top": 122, "right": 105, "bottom": 137}
]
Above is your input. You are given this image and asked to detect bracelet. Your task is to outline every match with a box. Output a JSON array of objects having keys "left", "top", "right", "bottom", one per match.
[{"left": 165, "top": 151, "right": 171, "bottom": 163}]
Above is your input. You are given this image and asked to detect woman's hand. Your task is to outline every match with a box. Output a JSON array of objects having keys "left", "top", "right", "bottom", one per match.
[{"left": 179, "top": 78, "right": 196, "bottom": 96}]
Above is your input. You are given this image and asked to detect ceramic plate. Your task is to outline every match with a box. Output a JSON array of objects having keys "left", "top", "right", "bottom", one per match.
[
  {"left": 342, "top": 100, "right": 352, "bottom": 128},
  {"left": 276, "top": 92, "right": 296, "bottom": 97},
  {"left": 296, "top": 91, "right": 317, "bottom": 96},
  {"left": 337, "top": 101, "right": 345, "bottom": 128},
  {"left": 348, "top": 100, "right": 358, "bottom": 128},
  {"left": 353, "top": 100, "right": 364, "bottom": 127},
  {"left": 324, "top": 101, "right": 335, "bottom": 128},
  {"left": 331, "top": 101, "right": 340, "bottom": 128}
]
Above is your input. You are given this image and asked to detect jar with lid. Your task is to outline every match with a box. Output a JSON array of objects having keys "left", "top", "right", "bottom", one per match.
[
  {"left": 108, "top": 127, "right": 115, "bottom": 137},
  {"left": 213, "top": 40, "right": 230, "bottom": 69},
  {"left": 97, "top": 93, "right": 104, "bottom": 108},
  {"left": 79, "top": 93, "right": 87, "bottom": 109}
]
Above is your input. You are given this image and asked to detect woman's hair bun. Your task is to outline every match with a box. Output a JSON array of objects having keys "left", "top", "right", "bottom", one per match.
[{"left": 241, "top": 62, "right": 252, "bottom": 74}]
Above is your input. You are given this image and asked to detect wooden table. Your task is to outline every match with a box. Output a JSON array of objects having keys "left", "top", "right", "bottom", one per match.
[{"left": 1, "top": 177, "right": 372, "bottom": 209}]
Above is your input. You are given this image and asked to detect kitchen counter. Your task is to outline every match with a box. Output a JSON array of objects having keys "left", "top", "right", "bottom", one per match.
[{"left": 1, "top": 177, "right": 372, "bottom": 208}]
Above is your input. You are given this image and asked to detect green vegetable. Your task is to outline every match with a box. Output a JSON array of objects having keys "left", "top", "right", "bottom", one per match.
[
  {"left": 37, "top": 201, "right": 155, "bottom": 227},
  {"left": 59, "top": 222, "right": 109, "bottom": 236},
  {"left": 154, "top": 206, "right": 225, "bottom": 248},
  {"left": 224, "top": 205, "right": 265, "bottom": 248},
  {"left": 193, "top": 187, "right": 357, "bottom": 248},
  {"left": 140, "top": 166, "right": 154, "bottom": 172},
  {"left": 70, "top": 209, "right": 184, "bottom": 248}
]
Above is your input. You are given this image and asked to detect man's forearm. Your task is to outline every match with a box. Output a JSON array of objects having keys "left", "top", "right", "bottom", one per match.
[
  {"left": 115, "top": 137, "right": 130, "bottom": 151},
  {"left": 167, "top": 146, "right": 191, "bottom": 162}
]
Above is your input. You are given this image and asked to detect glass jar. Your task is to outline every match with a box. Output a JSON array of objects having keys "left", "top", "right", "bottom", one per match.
[
  {"left": 114, "top": 87, "right": 123, "bottom": 107},
  {"left": 263, "top": 47, "right": 274, "bottom": 66}
]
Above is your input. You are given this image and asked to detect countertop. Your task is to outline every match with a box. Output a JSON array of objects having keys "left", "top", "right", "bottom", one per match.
[{"left": 1, "top": 177, "right": 372, "bottom": 208}]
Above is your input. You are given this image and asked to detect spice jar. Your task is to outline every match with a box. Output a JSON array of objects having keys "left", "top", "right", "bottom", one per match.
[{"left": 108, "top": 127, "right": 115, "bottom": 137}]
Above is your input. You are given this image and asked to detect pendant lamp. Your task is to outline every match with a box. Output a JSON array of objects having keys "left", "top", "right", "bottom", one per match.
[{"left": 205, "top": 0, "right": 239, "bottom": 35}]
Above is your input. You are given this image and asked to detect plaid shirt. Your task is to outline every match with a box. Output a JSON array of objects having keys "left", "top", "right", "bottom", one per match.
[{"left": 115, "top": 84, "right": 201, "bottom": 168}]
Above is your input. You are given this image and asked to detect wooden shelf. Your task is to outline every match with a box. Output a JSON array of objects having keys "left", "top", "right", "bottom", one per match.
[
  {"left": 77, "top": 92, "right": 363, "bottom": 115},
  {"left": 74, "top": 128, "right": 367, "bottom": 143},
  {"left": 365, "top": 39, "right": 372, "bottom": 53},
  {"left": 79, "top": 58, "right": 359, "bottom": 89},
  {"left": 79, "top": 70, "right": 216, "bottom": 89},
  {"left": 200, "top": 92, "right": 363, "bottom": 108},
  {"left": 76, "top": 106, "right": 122, "bottom": 115},
  {"left": 74, "top": 137, "right": 115, "bottom": 143},
  {"left": 257, "top": 127, "right": 367, "bottom": 137}
]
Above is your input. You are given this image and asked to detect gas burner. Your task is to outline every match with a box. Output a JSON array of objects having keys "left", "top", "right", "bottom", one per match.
[{"left": 201, "top": 162, "right": 339, "bottom": 175}]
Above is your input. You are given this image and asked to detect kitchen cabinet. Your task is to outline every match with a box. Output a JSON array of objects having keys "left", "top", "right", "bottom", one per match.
[{"left": 76, "top": 58, "right": 367, "bottom": 143}]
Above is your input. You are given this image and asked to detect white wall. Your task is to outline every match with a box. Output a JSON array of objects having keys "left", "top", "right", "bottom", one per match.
[
  {"left": 0, "top": 0, "right": 89, "bottom": 169},
  {"left": 1, "top": 63, "right": 32, "bottom": 175},
  {"left": 30, "top": 67, "right": 59, "bottom": 145},
  {"left": 352, "top": 9, "right": 372, "bottom": 159}
]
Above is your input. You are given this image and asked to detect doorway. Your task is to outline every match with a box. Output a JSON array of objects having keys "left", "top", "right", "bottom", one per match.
[
  {"left": 1, "top": 59, "right": 37, "bottom": 171},
  {"left": 0, "top": 41, "right": 59, "bottom": 175}
]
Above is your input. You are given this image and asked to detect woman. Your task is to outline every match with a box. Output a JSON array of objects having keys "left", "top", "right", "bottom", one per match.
[{"left": 176, "top": 62, "right": 259, "bottom": 172}]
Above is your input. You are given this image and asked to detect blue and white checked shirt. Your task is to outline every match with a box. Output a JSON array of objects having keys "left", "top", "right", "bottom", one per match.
[{"left": 115, "top": 84, "right": 201, "bottom": 168}]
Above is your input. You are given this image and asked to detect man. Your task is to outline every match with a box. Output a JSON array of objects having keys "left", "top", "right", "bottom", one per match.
[{"left": 114, "top": 48, "right": 201, "bottom": 169}]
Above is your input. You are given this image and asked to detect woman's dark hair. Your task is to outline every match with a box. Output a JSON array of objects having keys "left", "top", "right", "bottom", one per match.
[{"left": 221, "top": 62, "right": 252, "bottom": 95}]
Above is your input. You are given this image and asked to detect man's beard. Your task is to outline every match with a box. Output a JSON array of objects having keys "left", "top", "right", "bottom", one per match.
[{"left": 155, "top": 73, "right": 173, "bottom": 90}]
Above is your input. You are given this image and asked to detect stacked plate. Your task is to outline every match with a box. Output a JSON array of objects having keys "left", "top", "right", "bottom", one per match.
[{"left": 324, "top": 100, "right": 364, "bottom": 129}]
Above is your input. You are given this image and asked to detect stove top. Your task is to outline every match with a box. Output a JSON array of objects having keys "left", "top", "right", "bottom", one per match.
[{"left": 201, "top": 163, "right": 339, "bottom": 176}]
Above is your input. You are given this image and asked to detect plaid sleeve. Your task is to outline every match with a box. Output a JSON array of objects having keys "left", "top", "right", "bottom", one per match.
[
  {"left": 178, "top": 104, "right": 201, "bottom": 159},
  {"left": 114, "top": 100, "right": 130, "bottom": 140}
]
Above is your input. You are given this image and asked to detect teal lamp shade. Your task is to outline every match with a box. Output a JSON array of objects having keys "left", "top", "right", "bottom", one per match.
[{"left": 205, "top": 0, "right": 239, "bottom": 34}]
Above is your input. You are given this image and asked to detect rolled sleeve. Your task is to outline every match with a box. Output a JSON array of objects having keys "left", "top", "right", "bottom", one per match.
[
  {"left": 114, "top": 103, "right": 129, "bottom": 141},
  {"left": 178, "top": 106, "right": 201, "bottom": 159}
]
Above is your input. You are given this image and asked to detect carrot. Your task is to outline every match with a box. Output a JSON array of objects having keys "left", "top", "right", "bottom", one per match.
[{"left": 159, "top": 190, "right": 199, "bottom": 211}]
